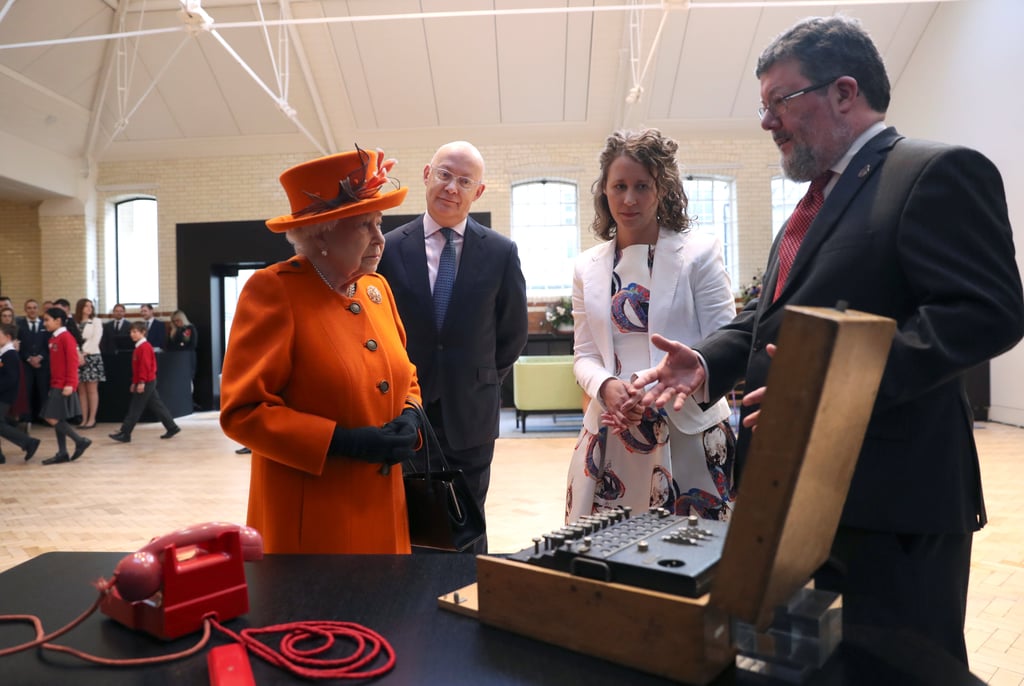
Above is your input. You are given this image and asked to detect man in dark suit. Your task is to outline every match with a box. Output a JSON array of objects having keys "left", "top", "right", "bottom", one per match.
[
  {"left": 140, "top": 303, "right": 166, "bottom": 350},
  {"left": 53, "top": 298, "right": 83, "bottom": 347},
  {"left": 17, "top": 298, "right": 50, "bottom": 422},
  {"left": 632, "top": 16, "right": 1024, "bottom": 663},
  {"left": 101, "top": 303, "right": 133, "bottom": 353},
  {"left": 378, "top": 141, "right": 528, "bottom": 552}
]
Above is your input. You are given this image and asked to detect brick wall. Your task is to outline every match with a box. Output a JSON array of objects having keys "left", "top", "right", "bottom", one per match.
[
  {"left": 1, "top": 135, "right": 782, "bottom": 312},
  {"left": 0, "top": 200, "right": 42, "bottom": 306}
]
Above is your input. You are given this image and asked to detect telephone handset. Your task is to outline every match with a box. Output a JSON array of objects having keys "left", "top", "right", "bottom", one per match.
[
  {"left": 101, "top": 522, "right": 263, "bottom": 639},
  {"left": 113, "top": 522, "right": 263, "bottom": 602}
]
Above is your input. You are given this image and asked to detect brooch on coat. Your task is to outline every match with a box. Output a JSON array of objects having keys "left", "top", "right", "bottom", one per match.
[{"left": 366, "top": 285, "right": 382, "bottom": 304}]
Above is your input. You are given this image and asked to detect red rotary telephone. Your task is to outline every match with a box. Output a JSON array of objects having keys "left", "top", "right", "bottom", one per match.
[{"left": 100, "top": 522, "right": 263, "bottom": 640}]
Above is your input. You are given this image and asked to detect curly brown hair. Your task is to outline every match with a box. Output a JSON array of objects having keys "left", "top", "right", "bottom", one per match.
[{"left": 590, "top": 128, "right": 690, "bottom": 241}]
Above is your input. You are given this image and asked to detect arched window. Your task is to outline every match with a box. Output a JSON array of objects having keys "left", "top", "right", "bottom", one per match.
[
  {"left": 114, "top": 197, "right": 160, "bottom": 305},
  {"left": 683, "top": 175, "right": 737, "bottom": 282},
  {"left": 771, "top": 175, "right": 810, "bottom": 237},
  {"left": 511, "top": 180, "right": 579, "bottom": 298}
]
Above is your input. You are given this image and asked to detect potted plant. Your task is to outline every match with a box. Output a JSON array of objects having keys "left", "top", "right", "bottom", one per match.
[
  {"left": 541, "top": 296, "right": 574, "bottom": 333},
  {"left": 736, "top": 270, "right": 764, "bottom": 307}
]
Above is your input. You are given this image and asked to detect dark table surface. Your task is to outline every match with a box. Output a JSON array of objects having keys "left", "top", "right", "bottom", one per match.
[{"left": 0, "top": 552, "right": 984, "bottom": 685}]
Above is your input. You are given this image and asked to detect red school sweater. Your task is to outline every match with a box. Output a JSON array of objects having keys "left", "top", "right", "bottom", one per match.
[
  {"left": 48, "top": 329, "right": 79, "bottom": 390},
  {"left": 132, "top": 340, "right": 158, "bottom": 384}
]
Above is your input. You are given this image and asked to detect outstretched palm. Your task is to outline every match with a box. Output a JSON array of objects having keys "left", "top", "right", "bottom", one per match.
[{"left": 631, "top": 333, "right": 706, "bottom": 412}]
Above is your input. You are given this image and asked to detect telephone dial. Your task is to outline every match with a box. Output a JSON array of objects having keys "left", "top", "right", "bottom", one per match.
[{"left": 100, "top": 522, "right": 264, "bottom": 640}]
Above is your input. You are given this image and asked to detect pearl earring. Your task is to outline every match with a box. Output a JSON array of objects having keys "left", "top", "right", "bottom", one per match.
[{"left": 321, "top": 249, "right": 328, "bottom": 257}]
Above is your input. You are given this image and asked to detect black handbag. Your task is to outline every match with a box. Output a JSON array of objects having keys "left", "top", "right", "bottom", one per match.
[{"left": 402, "top": 403, "right": 485, "bottom": 552}]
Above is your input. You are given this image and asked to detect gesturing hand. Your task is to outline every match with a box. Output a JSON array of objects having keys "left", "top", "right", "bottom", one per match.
[{"left": 630, "top": 333, "right": 706, "bottom": 412}]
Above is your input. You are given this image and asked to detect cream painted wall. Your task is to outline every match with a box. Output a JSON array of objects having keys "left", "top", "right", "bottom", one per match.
[
  {"left": 90, "top": 134, "right": 779, "bottom": 316},
  {"left": 887, "top": 0, "right": 1024, "bottom": 425}
]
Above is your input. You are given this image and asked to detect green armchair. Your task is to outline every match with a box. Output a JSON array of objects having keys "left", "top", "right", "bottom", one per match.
[{"left": 512, "top": 355, "right": 584, "bottom": 432}]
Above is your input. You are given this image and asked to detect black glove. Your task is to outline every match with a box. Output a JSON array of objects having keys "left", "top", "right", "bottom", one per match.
[
  {"left": 329, "top": 408, "right": 421, "bottom": 466},
  {"left": 328, "top": 424, "right": 417, "bottom": 466},
  {"left": 381, "top": 407, "right": 420, "bottom": 444}
]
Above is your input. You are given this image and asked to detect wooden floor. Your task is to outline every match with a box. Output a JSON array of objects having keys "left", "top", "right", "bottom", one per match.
[{"left": 1, "top": 413, "right": 1022, "bottom": 683}]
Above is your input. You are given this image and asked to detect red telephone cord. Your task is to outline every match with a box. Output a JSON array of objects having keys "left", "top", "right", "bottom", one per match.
[
  {"left": 0, "top": 580, "right": 397, "bottom": 679},
  {"left": 209, "top": 616, "right": 396, "bottom": 680}
]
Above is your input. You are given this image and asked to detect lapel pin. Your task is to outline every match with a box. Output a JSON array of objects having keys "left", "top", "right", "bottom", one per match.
[
  {"left": 857, "top": 164, "right": 871, "bottom": 178},
  {"left": 367, "top": 285, "right": 382, "bottom": 304}
]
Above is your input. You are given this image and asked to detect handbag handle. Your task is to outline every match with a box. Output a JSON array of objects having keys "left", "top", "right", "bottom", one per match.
[
  {"left": 403, "top": 402, "right": 470, "bottom": 521},
  {"left": 403, "top": 401, "right": 450, "bottom": 475}
]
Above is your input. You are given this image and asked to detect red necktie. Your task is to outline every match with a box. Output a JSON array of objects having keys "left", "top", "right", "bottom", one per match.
[{"left": 773, "top": 171, "right": 833, "bottom": 301}]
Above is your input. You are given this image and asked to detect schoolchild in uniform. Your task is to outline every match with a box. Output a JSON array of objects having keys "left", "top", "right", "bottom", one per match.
[
  {"left": 0, "top": 323, "right": 41, "bottom": 463},
  {"left": 108, "top": 322, "right": 181, "bottom": 443},
  {"left": 40, "top": 308, "right": 91, "bottom": 465}
]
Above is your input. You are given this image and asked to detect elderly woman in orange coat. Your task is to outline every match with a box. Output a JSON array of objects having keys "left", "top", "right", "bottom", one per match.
[{"left": 220, "top": 146, "right": 421, "bottom": 554}]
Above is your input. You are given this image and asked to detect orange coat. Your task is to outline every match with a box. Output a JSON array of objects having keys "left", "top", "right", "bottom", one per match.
[{"left": 220, "top": 257, "right": 420, "bottom": 554}]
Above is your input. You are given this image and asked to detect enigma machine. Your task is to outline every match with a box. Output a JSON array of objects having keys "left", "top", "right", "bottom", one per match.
[
  {"left": 505, "top": 507, "right": 729, "bottom": 599},
  {"left": 440, "top": 306, "right": 897, "bottom": 685}
]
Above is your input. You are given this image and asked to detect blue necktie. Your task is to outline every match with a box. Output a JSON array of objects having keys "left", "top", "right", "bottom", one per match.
[{"left": 434, "top": 228, "right": 457, "bottom": 330}]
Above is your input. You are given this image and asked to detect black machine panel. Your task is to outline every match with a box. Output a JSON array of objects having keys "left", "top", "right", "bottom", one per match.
[{"left": 507, "top": 507, "right": 728, "bottom": 598}]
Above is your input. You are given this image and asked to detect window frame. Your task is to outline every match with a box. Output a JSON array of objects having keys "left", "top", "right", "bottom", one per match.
[
  {"left": 510, "top": 178, "right": 580, "bottom": 300},
  {"left": 682, "top": 174, "right": 738, "bottom": 283},
  {"left": 113, "top": 196, "right": 160, "bottom": 307}
]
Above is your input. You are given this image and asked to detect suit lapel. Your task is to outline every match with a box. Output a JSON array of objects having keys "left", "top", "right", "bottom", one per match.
[
  {"left": 396, "top": 219, "right": 433, "bottom": 314},
  {"left": 449, "top": 218, "right": 486, "bottom": 300},
  {"left": 648, "top": 229, "right": 685, "bottom": 337},
  {"left": 582, "top": 241, "right": 616, "bottom": 368}
]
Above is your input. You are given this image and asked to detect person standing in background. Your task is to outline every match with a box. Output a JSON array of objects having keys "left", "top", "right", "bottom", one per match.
[
  {"left": 377, "top": 140, "right": 529, "bottom": 553},
  {"left": 101, "top": 303, "right": 133, "bottom": 353},
  {"left": 75, "top": 298, "right": 105, "bottom": 429},
  {"left": 53, "top": 299, "right": 83, "bottom": 348},
  {"left": 168, "top": 309, "right": 198, "bottom": 385},
  {"left": 0, "top": 323, "right": 41, "bottom": 463},
  {"left": 140, "top": 304, "right": 166, "bottom": 350},
  {"left": 17, "top": 299, "right": 49, "bottom": 424}
]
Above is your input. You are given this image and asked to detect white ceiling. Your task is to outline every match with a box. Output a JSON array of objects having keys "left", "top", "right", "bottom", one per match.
[{"left": 0, "top": 0, "right": 945, "bottom": 203}]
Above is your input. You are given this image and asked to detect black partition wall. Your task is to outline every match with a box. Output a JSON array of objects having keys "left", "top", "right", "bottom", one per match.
[{"left": 176, "top": 220, "right": 292, "bottom": 411}]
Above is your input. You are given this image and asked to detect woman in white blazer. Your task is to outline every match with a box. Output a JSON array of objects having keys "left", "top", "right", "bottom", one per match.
[{"left": 565, "top": 129, "right": 738, "bottom": 522}]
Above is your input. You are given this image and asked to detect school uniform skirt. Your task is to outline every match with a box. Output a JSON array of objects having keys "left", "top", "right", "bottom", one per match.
[{"left": 43, "top": 388, "right": 82, "bottom": 421}]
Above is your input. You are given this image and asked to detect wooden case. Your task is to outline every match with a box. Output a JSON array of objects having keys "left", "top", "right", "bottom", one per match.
[{"left": 441, "top": 306, "right": 896, "bottom": 684}]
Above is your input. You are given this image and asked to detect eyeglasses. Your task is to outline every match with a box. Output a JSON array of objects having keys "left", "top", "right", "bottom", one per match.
[
  {"left": 430, "top": 166, "right": 481, "bottom": 192},
  {"left": 757, "top": 77, "right": 838, "bottom": 121}
]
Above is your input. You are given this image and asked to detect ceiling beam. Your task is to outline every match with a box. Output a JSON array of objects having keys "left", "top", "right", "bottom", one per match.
[{"left": 280, "top": 0, "right": 336, "bottom": 152}]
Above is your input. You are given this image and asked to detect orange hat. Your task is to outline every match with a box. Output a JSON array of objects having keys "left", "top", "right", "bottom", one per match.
[{"left": 266, "top": 145, "right": 408, "bottom": 232}]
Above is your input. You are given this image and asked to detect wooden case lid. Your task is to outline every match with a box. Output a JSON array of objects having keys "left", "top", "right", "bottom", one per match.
[{"left": 710, "top": 306, "right": 896, "bottom": 629}]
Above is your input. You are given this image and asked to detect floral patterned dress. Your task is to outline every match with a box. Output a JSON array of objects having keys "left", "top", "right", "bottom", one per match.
[{"left": 565, "top": 243, "right": 737, "bottom": 523}]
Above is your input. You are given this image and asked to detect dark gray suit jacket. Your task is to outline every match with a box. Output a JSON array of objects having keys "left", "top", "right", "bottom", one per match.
[
  {"left": 700, "top": 128, "right": 1024, "bottom": 534},
  {"left": 378, "top": 215, "right": 528, "bottom": 450}
]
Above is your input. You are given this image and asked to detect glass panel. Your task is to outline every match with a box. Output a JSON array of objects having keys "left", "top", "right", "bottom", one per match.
[
  {"left": 511, "top": 181, "right": 579, "bottom": 298},
  {"left": 223, "top": 268, "right": 258, "bottom": 349},
  {"left": 115, "top": 198, "right": 160, "bottom": 305},
  {"left": 771, "top": 176, "right": 810, "bottom": 237},
  {"left": 683, "top": 176, "right": 737, "bottom": 283}
]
